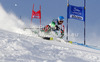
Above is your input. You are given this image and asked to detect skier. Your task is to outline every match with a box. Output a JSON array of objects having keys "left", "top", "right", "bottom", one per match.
[{"left": 43, "top": 16, "right": 65, "bottom": 38}]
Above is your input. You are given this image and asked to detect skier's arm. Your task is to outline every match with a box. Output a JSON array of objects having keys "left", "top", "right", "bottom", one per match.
[{"left": 49, "top": 19, "right": 57, "bottom": 28}]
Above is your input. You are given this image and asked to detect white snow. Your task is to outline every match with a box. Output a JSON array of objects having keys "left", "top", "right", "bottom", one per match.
[
  {"left": 0, "top": 4, "right": 30, "bottom": 35},
  {"left": 0, "top": 3, "right": 100, "bottom": 62},
  {"left": 0, "top": 29, "right": 100, "bottom": 62}
]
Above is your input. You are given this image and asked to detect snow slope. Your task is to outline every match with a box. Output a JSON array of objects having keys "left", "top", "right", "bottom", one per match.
[{"left": 0, "top": 29, "right": 100, "bottom": 62}]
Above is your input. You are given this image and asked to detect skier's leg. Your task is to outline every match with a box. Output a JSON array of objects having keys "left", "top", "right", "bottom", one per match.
[
  {"left": 60, "top": 29, "right": 64, "bottom": 38},
  {"left": 43, "top": 25, "right": 51, "bottom": 32}
]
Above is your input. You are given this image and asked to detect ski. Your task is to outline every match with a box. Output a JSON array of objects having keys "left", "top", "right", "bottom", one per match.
[
  {"left": 42, "top": 37, "right": 53, "bottom": 40},
  {"left": 66, "top": 41, "right": 100, "bottom": 50}
]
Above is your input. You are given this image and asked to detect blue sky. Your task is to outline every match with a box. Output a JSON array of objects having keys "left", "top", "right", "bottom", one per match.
[{"left": 0, "top": 0, "right": 100, "bottom": 45}]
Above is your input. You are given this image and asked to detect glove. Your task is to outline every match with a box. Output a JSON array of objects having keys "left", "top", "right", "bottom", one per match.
[{"left": 55, "top": 25, "right": 60, "bottom": 30}]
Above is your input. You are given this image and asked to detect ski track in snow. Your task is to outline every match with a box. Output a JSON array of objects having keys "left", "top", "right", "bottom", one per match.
[{"left": 0, "top": 30, "right": 100, "bottom": 62}]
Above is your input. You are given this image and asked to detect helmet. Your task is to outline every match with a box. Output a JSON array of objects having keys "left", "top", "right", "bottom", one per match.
[
  {"left": 58, "top": 16, "right": 64, "bottom": 21},
  {"left": 58, "top": 16, "right": 64, "bottom": 25}
]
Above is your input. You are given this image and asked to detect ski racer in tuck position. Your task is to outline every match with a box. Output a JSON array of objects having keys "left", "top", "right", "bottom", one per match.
[{"left": 42, "top": 16, "right": 65, "bottom": 38}]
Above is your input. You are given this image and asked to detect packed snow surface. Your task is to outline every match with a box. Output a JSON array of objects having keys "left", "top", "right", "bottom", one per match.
[{"left": 0, "top": 30, "right": 100, "bottom": 62}]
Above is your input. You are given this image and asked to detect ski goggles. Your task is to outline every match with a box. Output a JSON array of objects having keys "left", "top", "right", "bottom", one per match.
[
  {"left": 58, "top": 21, "right": 63, "bottom": 25},
  {"left": 59, "top": 21, "right": 63, "bottom": 23}
]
